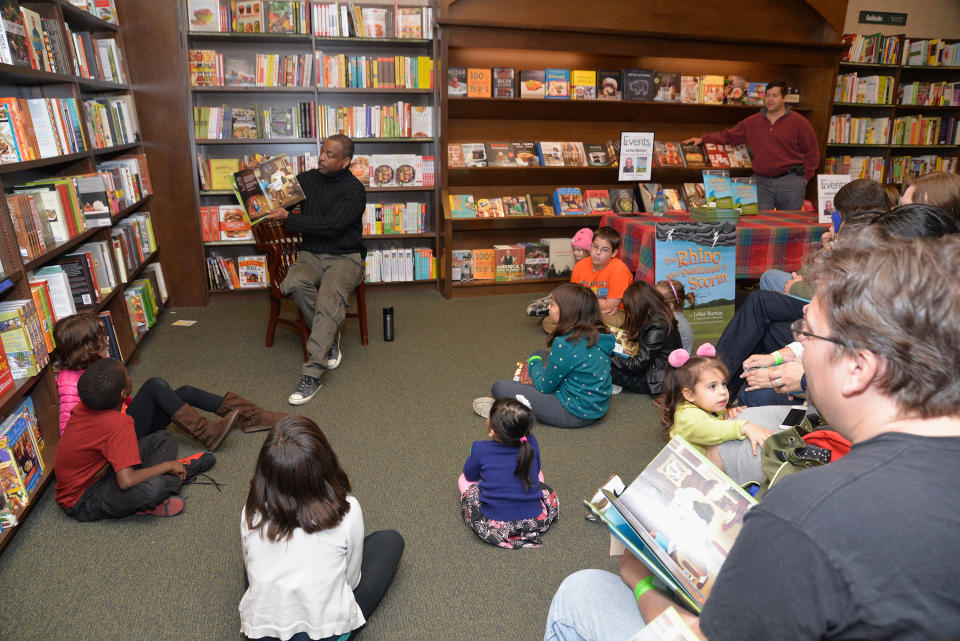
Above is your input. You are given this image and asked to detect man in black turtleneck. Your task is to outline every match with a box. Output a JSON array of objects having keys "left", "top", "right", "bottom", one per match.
[{"left": 266, "top": 134, "right": 366, "bottom": 406}]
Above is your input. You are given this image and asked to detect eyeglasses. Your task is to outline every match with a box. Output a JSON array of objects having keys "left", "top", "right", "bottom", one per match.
[{"left": 790, "top": 319, "right": 849, "bottom": 348}]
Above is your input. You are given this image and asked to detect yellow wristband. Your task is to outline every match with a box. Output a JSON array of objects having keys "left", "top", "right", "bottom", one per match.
[
  {"left": 772, "top": 351, "right": 783, "bottom": 366},
  {"left": 634, "top": 575, "right": 656, "bottom": 602}
]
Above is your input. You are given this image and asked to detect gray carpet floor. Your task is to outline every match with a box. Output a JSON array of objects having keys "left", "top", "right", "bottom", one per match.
[{"left": 0, "top": 290, "right": 666, "bottom": 641}]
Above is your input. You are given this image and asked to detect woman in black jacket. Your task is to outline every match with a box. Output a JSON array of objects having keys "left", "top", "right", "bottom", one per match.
[{"left": 610, "top": 281, "right": 682, "bottom": 395}]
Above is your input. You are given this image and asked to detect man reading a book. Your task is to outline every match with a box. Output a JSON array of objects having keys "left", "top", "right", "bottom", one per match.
[
  {"left": 544, "top": 230, "right": 960, "bottom": 641},
  {"left": 265, "top": 134, "right": 366, "bottom": 406},
  {"left": 684, "top": 82, "right": 818, "bottom": 212}
]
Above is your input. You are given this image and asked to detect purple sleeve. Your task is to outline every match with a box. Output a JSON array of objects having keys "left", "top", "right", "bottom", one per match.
[{"left": 463, "top": 443, "right": 483, "bottom": 482}]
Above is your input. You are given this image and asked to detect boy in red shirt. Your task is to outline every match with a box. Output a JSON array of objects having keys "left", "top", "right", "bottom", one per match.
[
  {"left": 55, "top": 358, "right": 214, "bottom": 520},
  {"left": 543, "top": 226, "right": 633, "bottom": 333}
]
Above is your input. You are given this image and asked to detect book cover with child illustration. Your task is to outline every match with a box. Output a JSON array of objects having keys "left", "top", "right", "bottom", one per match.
[{"left": 232, "top": 155, "right": 305, "bottom": 225}]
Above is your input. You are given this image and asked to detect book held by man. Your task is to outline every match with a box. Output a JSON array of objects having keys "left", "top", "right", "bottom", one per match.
[{"left": 232, "top": 155, "right": 305, "bottom": 225}]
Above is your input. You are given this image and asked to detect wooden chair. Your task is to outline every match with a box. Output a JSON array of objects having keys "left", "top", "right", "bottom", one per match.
[{"left": 253, "top": 221, "right": 368, "bottom": 362}]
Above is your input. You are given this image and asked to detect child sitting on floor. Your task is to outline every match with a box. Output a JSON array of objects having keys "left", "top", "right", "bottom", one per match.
[
  {"left": 459, "top": 398, "right": 559, "bottom": 549},
  {"left": 54, "top": 358, "right": 214, "bottom": 520},
  {"left": 655, "top": 279, "right": 695, "bottom": 353},
  {"left": 657, "top": 344, "right": 772, "bottom": 478},
  {"left": 609, "top": 281, "right": 682, "bottom": 395},
  {"left": 526, "top": 227, "right": 594, "bottom": 317}
]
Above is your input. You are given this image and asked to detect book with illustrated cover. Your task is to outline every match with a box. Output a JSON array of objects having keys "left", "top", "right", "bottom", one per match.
[
  {"left": 349, "top": 155, "right": 370, "bottom": 185},
  {"left": 218, "top": 204, "right": 253, "bottom": 241},
  {"left": 545, "top": 68, "right": 570, "bottom": 99},
  {"left": 681, "top": 143, "right": 707, "bottom": 168},
  {"left": 583, "top": 189, "right": 613, "bottom": 214},
  {"left": 476, "top": 197, "right": 505, "bottom": 218},
  {"left": 519, "top": 70, "right": 545, "bottom": 99},
  {"left": 544, "top": 237, "right": 575, "bottom": 278},
  {"left": 654, "top": 141, "right": 685, "bottom": 168},
  {"left": 1, "top": 0, "right": 31, "bottom": 67},
  {"left": 731, "top": 177, "right": 759, "bottom": 214},
  {"left": 680, "top": 76, "right": 700, "bottom": 104},
  {"left": 472, "top": 248, "right": 495, "bottom": 280},
  {"left": 528, "top": 193, "right": 554, "bottom": 216},
  {"left": 624, "top": 69, "right": 655, "bottom": 101},
  {"left": 553, "top": 187, "right": 585, "bottom": 215},
  {"left": 536, "top": 141, "right": 565, "bottom": 167},
  {"left": 266, "top": 1, "right": 296, "bottom": 33},
  {"left": 396, "top": 7, "right": 423, "bottom": 38},
  {"left": 267, "top": 107, "right": 294, "bottom": 137},
  {"left": 746, "top": 81, "right": 766, "bottom": 106},
  {"left": 731, "top": 143, "right": 752, "bottom": 168},
  {"left": 452, "top": 249, "right": 473, "bottom": 282},
  {"left": 724, "top": 75, "right": 747, "bottom": 104},
  {"left": 653, "top": 71, "right": 681, "bottom": 102},
  {"left": 230, "top": 106, "right": 259, "bottom": 138},
  {"left": 232, "top": 155, "right": 305, "bottom": 225},
  {"left": 493, "top": 67, "right": 515, "bottom": 98},
  {"left": 236, "top": 255, "right": 268, "bottom": 288},
  {"left": 501, "top": 195, "right": 531, "bottom": 216},
  {"left": 360, "top": 7, "right": 388, "bottom": 37},
  {"left": 700, "top": 75, "right": 725, "bottom": 104},
  {"left": 235, "top": 0, "right": 264, "bottom": 32},
  {"left": 683, "top": 182, "right": 708, "bottom": 209},
  {"left": 585, "top": 143, "right": 614, "bottom": 166},
  {"left": 493, "top": 244, "right": 524, "bottom": 281},
  {"left": 703, "top": 143, "right": 731, "bottom": 168},
  {"left": 448, "top": 66, "right": 467, "bottom": 96},
  {"left": 511, "top": 360, "right": 532, "bottom": 384},
  {"left": 1, "top": 407, "right": 42, "bottom": 495},
  {"left": 560, "top": 141, "right": 587, "bottom": 167},
  {"left": 597, "top": 70, "right": 622, "bottom": 100},
  {"left": 610, "top": 187, "right": 638, "bottom": 213},
  {"left": 638, "top": 182, "right": 662, "bottom": 213},
  {"left": 448, "top": 194, "right": 477, "bottom": 218},
  {"left": 187, "top": 0, "right": 220, "bottom": 32},
  {"left": 466, "top": 68, "right": 492, "bottom": 97},
  {"left": 461, "top": 143, "right": 487, "bottom": 167},
  {"left": 662, "top": 188, "right": 687, "bottom": 212},
  {"left": 702, "top": 169, "right": 734, "bottom": 208},
  {"left": 485, "top": 142, "right": 514, "bottom": 167},
  {"left": 225, "top": 57, "right": 255, "bottom": 85},
  {"left": 511, "top": 141, "right": 539, "bottom": 167},
  {"left": 584, "top": 437, "right": 756, "bottom": 613},
  {"left": 0, "top": 439, "right": 28, "bottom": 515},
  {"left": 522, "top": 241, "right": 548, "bottom": 279},
  {"left": 571, "top": 69, "right": 597, "bottom": 100}
]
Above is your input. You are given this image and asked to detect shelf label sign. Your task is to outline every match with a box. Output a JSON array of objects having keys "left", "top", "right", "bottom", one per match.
[
  {"left": 858, "top": 11, "right": 906, "bottom": 26},
  {"left": 619, "top": 131, "right": 654, "bottom": 182}
]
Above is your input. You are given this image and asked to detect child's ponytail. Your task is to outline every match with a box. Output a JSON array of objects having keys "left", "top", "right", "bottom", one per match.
[
  {"left": 514, "top": 435, "right": 534, "bottom": 491},
  {"left": 489, "top": 398, "right": 537, "bottom": 491}
]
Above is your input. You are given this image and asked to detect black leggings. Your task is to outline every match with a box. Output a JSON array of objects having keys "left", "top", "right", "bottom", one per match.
[
  {"left": 251, "top": 530, "right": 405, "bottom": 641},
  {"left": 125, "top": 377, "right": 224, "bottom": 440}
]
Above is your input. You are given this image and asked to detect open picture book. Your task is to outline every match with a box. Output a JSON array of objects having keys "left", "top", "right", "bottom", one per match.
[
  {"left": 232, "top": 155, "right": 306, "bottom": 225},
  {"left": 584, "top": 437, "right": 756, "bottom": 613}
]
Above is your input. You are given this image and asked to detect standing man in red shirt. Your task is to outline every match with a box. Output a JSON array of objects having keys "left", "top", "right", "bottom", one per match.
[{"left": 685, "top": 82, "right": 820, "bottom": 212}]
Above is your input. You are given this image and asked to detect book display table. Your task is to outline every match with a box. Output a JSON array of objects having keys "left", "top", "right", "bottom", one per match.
[{"left": 600, "top": 212, "right": 830, "bottom": 283}]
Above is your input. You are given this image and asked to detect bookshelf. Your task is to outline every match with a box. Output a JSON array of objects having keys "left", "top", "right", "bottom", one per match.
[
  {"left": 0, "top": 0, "right": 161, "bottom": 552},
  {"left": 437, "top": 0, "right": 843, "bottom": 298},
  {"left": 826, "top": 35, "right": 960, "bottom": 184},
  {"left": 119, "top": 0, "right": 440, "bottom": 305}
]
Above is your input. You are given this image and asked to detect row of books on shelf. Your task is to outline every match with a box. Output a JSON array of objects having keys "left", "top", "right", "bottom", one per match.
[
  {"left": 827, "top": 114, "right": 960, "bottom": 146},
  {"left": 316, "top": 51, "right": 433, "bottom": 89},
  {"left": 842, "top": 33, "right": 960, "bottom": 67},
  {"left": 898, "top": 81, "right": 960, "bottom": 107},
  {"left": 0, "top": 97, "right": 86, "bottom": 163},
  {"left": 364, "top": 247, "right": 435, "bottom": 283},
  {"left": 362, "top": 201, "right": 427, "bottom": 235},
  {"left": 348, "top": 153, "right": 434, "bottom": 187},
  {"left": 201, "top": 204, "right": 253, "bottom": 242},
  {"left": 0, "top": 397, "right": 44, "bottom": 532},
  {"left": 447, "top": 140, "right": 751, "bottom": 170},
  {"left": 85, "top": 95, "right": 140, "bottom": 149},
  {"left": 451, "top": 239, "right": 576, "bottom": 283},
  {"left": 890, "top": 155, "right": 958, "bottom": 183},
  {"left": 64, "top": 0, "right": 119, "bottom": 23},
  {"left": 197, "top": 152, "right": 318, "bottom": 190},
  {"left": 187, "top": 0, "right": 434, "bottom": 39},
  {"left": 193, "top": 102, "right": 316, "bottom": 140},
  {"left": 450, "top": 67, "right": 800, "bottom": 105},
  {"left": 319, "top": 102, "right": 431, "bottom": 138},
  {"left": 124, "top": 275, "right": 165, "bottom": 340},
  {"left": 189, "top": 49, "right": 314, "bottom": 87},
  {"left": 206, "top": 254, "right": 268, "bottom": 290},
  {"left": 448, "top": 174, "right": 757, "bottom": 220},
  {"left": 834, "top": 74, "right": 895, "bottom": 104}
]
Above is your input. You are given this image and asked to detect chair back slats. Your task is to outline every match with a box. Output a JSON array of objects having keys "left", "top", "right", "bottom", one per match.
[{"left": 253, "top": 221, "right": 302, "bottom": 298}]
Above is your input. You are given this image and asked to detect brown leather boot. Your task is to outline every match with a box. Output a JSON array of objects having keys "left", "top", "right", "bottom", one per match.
[
  {"left": 170, "top": 406, "right": 239, "bottom": 451},
  {"left": 216, "top": 391, "right": 289, "bottom": 433}
]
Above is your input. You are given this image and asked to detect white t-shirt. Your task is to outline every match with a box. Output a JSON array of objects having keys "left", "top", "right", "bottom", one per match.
[{"left": 240, "top": 496, "right": 365, "bottom": 640}]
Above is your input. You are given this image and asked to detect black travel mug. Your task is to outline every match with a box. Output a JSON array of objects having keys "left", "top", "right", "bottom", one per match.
[{"left": 383, "top": 306, "right": 394, "bottom": 342}]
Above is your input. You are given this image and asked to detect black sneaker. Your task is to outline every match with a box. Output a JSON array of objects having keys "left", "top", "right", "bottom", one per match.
[
  {"left": 326, "top": 331, "right": 342, "bottom": 369},
  {"left": 288, "top": 375, "right": 321, "bottom": 406},
  {"left": 526, "top": 295, "right": 551, "bottom": 317},
  {"left": 178, "top": 451, "right": 216, "bottom": 484}
]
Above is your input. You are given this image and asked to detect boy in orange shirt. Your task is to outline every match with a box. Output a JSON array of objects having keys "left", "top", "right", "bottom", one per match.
[{"left": 542, "top": 226, "right": 633, "bottom": 333}]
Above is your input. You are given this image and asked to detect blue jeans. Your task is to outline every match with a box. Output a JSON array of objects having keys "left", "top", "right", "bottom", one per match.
[
  {"left": 544, "top": 570, "right": 646, "bottom": 641},
  {"left": 755, "top": 173, "right": 806, "bottom": 211},
  {"left": 758, "top": 269, "right": 790, "bottom": 293}
]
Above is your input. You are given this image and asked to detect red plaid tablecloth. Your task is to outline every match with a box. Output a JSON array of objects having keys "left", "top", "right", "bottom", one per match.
[{"left": 600, "top": 212, "right": 829, "bottom": 283}]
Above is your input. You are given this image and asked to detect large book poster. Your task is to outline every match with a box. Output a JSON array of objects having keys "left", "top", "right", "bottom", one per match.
[
  {"left": 618, "top": 131, "right": 654, "bottom": 181},
  {"left": 655, "top": 222, "right": 736, "bottom": 343},
  {"left": 817, "top": 174, "right": 851, "bottom": 225}
]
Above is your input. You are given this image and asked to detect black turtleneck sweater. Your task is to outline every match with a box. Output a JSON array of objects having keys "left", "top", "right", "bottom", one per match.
[{"left": 284, "top": 167, "right": 366, "bottom": 258}]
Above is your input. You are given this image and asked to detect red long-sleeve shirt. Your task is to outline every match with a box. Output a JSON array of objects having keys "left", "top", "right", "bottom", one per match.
[{"left": 702, "top": 109, "right": 820, "bottom": 181}]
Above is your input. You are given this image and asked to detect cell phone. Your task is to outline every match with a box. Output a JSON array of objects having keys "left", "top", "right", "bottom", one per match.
[{"left": 781, "top": 407, "right": 806, "bottom": 428}]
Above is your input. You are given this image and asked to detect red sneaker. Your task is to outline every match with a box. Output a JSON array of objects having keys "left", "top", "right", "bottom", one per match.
[{"left": 136, "top": 496, "right": 185, "bottom": 517}]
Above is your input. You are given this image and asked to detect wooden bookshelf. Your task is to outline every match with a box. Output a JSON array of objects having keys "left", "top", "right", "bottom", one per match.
[
  {"left": 0, "top": 0, "right": 161, "bottom": 553},
  {"left": 437, "top": 0, "right": 843, "bottom": 297}
]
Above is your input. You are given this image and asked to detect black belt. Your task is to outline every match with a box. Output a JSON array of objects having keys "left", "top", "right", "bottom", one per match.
[{"left": 768, "top": 165, "right": 804, "bottom": 179}]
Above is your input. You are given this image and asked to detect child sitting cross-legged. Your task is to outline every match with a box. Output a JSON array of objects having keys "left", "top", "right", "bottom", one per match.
[
  {"left": 54, "top": 358, "right": 215, "bottom": 520},
  {"left": 458, "top": 398, "right": 559, "bottom": 549}
]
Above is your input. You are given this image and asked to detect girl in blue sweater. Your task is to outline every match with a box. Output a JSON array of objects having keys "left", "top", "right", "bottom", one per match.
[
  {"left": 459, "top": 398, "right": 559, "bottom": 549},
  {"left": 477, "top": 282, "right": 615, "bottom": 428}
]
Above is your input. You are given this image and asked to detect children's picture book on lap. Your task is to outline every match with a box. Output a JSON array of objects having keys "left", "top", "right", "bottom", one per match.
[
  {"left": 233, "top": 155, "right": 305, "bottom": 225},
  {"left": 585, "top": 437, "right": 756, "bottom": 613}
]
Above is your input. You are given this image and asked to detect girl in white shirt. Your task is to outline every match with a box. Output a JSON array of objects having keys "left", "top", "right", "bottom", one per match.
[{"left": 240, "top": 416, "right": 404, "bottom": 641}]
